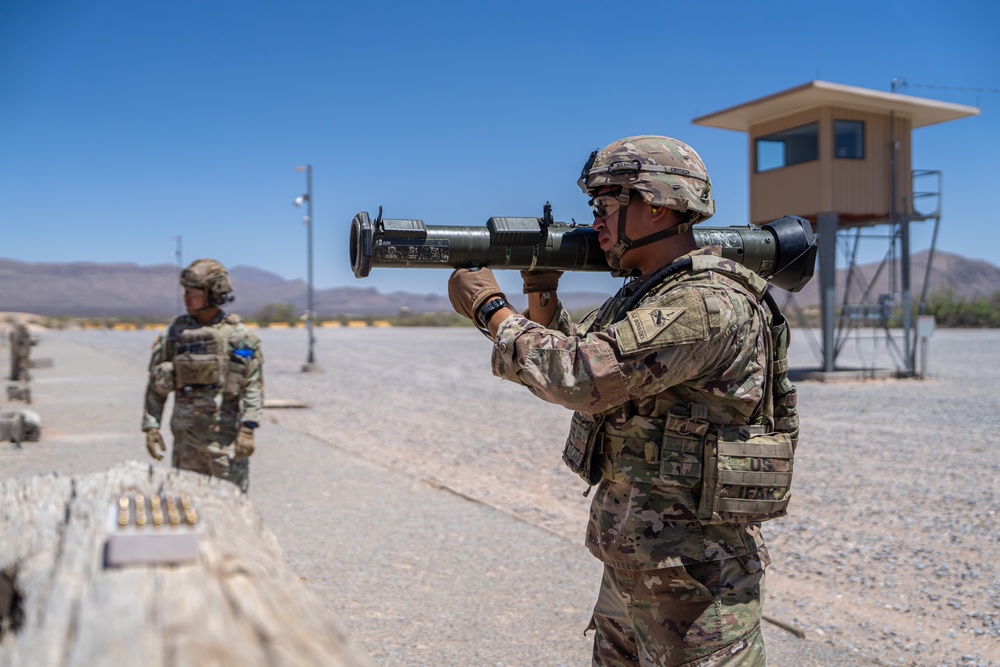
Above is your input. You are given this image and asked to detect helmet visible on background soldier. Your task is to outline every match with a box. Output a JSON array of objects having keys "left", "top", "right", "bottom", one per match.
[
  {"left": 179, "top": 259, "right": 235, "bottom": 307},
  {"left": 578, "top": 135, "right": 715, "bottom": 224}
]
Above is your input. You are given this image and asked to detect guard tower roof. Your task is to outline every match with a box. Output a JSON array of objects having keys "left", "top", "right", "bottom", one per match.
[{"left": 693, "top": 80, "right": 979, "bottom": 132}]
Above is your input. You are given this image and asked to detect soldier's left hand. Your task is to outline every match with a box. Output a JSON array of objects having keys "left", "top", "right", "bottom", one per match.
[
  {"left": 520, "top": 269, "right": 563, "bottom": 294},
  {"left": 235, "top": 425, "right": 255, "bottom": 459},
  {"left": 448, "top": 267, "right": 505, "bottom": 322}
]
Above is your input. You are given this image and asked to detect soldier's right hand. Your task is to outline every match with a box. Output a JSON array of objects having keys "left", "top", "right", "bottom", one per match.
[{"left": 145, "top": 430, "right": 166, "bottom": 460}]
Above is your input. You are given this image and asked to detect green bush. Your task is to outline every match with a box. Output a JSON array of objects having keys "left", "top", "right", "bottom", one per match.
[
  {"left": 925, "top": 288, "right": 1000, "bottom": 327},
  {"left": 378, "top": 312, "right": 471, "bottom": 327},
  {"left": 252, "top": 303, "right": 299, "bottom": 327}
]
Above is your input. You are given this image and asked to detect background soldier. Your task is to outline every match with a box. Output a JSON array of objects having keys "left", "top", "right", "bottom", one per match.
[
  {"left": 9, "top": 317, "right": 37, "bottom": 382},
  {"left": 448, "top": 136, "right": 798, "bottom": 666},
  {"left": 142, "top": 259, "right": 264, "bottom": 493}
]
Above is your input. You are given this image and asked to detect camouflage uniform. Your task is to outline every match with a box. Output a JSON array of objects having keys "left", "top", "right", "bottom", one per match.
[
  {"left": 9, "top": 321, "right": 36, "bottom": 382},
  {"left": 486, "top": 137, "right": 795, "bottom": 666},
  {"left": 493, "top": 248, "right": 771, "bottom": 665},
  {"left": 142, "top": 311, "right": 263, "bottom": 492}
]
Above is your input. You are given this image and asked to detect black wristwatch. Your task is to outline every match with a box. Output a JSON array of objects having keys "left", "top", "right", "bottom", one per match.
[{"left": 477, "top": 297, "right": 510, "bottom": 328}]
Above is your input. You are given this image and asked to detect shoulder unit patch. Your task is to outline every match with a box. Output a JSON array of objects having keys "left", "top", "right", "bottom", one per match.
[{"left": 626, "top": 308, "right": 683, "bottom": 344}]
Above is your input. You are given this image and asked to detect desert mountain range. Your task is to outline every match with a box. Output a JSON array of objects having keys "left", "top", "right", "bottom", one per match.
[{"left": 0, "top": 250, "right": 997, "bottom": 319}]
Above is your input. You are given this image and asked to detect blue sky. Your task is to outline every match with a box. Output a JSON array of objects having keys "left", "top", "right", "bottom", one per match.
[{"left": 1, "top": 0, "right": 997, "bottom": 298}]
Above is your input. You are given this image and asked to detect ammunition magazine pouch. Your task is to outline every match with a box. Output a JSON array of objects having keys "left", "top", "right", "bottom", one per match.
[
  {"left": 593, "top": 406, "right": 708, "bottom": 487},
  {"left": 698, "top": 427, "right": 794, "bottom": 525},
  {"left": 769, "top": 318, "right": 800, "bottom": 444},
  {"left": 223, "top": 345, "right": 252, "bottom": 399},
  {"left": 150, "top": 362, "right": 175, "bottom": 397},
  {"left": 173, "top": 329, "right": 225, "bottom": 388},
  {"left": 563, "top": 412, "right": 603, "bottom": 485}
]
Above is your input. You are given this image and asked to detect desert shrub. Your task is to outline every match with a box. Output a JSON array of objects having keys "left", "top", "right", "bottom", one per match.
[
  {"left": 252, "top": 303, "right": 299, "bottom": 326},
  {"left": 924, "top": 288, "right": 1000, "bottom": 327}
]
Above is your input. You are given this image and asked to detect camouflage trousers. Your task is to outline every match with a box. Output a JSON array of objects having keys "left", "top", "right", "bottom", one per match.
[
  {"left": 589, "top": 558, "right": 765, "bottom": 667},
  {"left": 171, "top": 428, "right": 250, "bottom": 493}
]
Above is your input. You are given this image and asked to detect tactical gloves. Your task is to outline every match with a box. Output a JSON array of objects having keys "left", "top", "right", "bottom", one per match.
[
  {"left": 448, "top": 267, "right": 507, "bottom": 323},
  {"left": 145, "top": 430, "right": 166, "bottom": 460},
  {"left": 235, "top": 425, "right": 255, "bottom": 460},
  {"left": 520, "top": 269, "right": 563, "bottom": 294}
]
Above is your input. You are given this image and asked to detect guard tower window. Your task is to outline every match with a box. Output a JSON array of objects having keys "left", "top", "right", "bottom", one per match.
[
  {"left": 755, "top": 122, "right": 819, "bottom": 172},
  {"left": 835, "top": 119, "right": 865, "bottom": 159}
]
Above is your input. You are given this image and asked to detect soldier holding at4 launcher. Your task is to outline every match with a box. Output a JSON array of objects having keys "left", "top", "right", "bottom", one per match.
[
  {"left": 448, "top": 136, "right": 799, "bottom": 666},
  {"left": 142, "top": 259, "right": 264, "bottom": 493}
]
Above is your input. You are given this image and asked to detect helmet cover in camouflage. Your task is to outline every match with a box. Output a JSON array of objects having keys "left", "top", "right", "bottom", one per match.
[
  {"left": 179, "top": 259, "right": 234, "bottom": 307},
  {"left": 578, "top": 136, "right": 715, "bottom": 224}
]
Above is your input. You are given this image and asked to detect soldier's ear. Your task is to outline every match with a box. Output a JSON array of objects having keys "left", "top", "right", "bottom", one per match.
[{"left": 651, "top": 206, "right": 673, "bottom": 224}]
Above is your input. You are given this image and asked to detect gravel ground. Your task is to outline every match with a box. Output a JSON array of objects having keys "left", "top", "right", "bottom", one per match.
[{"left": 2, "top": 324, "right": 998, "bottom": 666}]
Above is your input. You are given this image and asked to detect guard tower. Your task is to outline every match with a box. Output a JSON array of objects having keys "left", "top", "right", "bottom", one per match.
[{"left": 693, "top": 80, "right": 979, "bottom": 375}]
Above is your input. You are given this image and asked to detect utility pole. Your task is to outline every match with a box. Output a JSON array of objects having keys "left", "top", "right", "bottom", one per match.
[
  {"left": 294, "top": 165, "right": 318, "bottom": 372},
  {"left": 171, "top": 235, "right": 183, "bottom": 313}
]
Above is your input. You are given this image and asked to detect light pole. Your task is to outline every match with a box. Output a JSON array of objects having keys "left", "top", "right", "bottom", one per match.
[
  {"left": 294, "top": 165, "right": 318, "bottom": 372},
  {"left": 171, "top": 235, "right": 183, "bottom": 313}
]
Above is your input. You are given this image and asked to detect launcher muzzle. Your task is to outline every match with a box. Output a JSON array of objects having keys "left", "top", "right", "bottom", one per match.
[{"left": 350, "top": 205, "right": 817, "bottom": 292}]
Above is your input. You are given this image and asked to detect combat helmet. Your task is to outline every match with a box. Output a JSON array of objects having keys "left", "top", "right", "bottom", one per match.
[
  {"left": 578, "top": 135, "right": 715, "bottom": 269},
  {"left": 179, "top": 259, "right": 235, "bottom": 307}
]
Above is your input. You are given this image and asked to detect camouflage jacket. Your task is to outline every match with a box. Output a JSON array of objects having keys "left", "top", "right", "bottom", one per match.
[
  {"left": 492, "top": 247, "right": 772, "bottom": 571},
  {"left": 142, "top": 311, "right": 264, "bottom": 435},
  {"left": 10, "top": 323, "right": 35, "bottom": 357}
]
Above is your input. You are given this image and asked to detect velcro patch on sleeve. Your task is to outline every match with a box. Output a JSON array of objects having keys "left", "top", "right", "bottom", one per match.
[
  {"left": 626, "top": 308, "right": 683, "bottom": 344},
  {"left": 614, "top": 291, "right": 709, "bottom": 354}
]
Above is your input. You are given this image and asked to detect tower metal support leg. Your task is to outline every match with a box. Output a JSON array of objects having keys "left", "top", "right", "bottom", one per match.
[
  {"left": 900, "top": 215, "right": 914, "bottom": 375},
  {"left": 818, "top": 213, "right": 839, "bottom": 373}
]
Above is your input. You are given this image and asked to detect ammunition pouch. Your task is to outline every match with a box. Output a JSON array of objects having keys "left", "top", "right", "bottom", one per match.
[
  {"left": 223, "top": 349, "right": 251, "bottom": 398},
  {"left": 150, "top": 362, "right": 175, "bottom": 397},
  {"left": 697, "top": 427, "right": 794, "bottom": 525},
  {"left": 594, "top": 405, "right": 708, "bottom": 487},
  {"left": 174, "top": 329, "right": 225, "bottom": 388},
  {"left": 769, "top": 318, "right": 800, "bottom": 445},
  {"left": 562, "top": 412, "right": 603, "bottom": 485}
]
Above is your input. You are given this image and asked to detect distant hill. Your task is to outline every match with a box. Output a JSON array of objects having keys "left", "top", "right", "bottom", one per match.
[
  {"left": 772, "top": 249, "right": 1000, "bottom": 307},
  {"left": 0, "top": 259, "right": 441, "bottom": 318},
  {"left": 1, "top": 250, "right": 996, "bottom": 318},
  {"left": 0, "top": 258, "right": 608, "bottom": 318}
]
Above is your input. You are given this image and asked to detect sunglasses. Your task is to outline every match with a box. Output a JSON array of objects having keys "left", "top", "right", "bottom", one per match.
[{"left": 589, "top": 187, "right": 626, "bottom": 220}]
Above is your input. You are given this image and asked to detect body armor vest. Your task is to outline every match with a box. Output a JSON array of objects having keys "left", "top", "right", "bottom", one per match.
[
  {"left": 562, "top": 255, "right": 799, "bottom": 525},
  {"left": 166, "top": 314, "right": 255, "bottom": 399}
]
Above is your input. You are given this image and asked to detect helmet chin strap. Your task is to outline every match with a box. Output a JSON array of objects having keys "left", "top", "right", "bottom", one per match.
[
  {"left": 188, "top": 303, "right": 219, "bottom": 316},
  {"left": 187, "top": 288, "right": 233, "bottom": 312},
  {"left": 185, "top": 289, "right": 223, "bottom": 315},
  {"left": 605, "top": 190, "right": 693, "bottom": 270}
]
